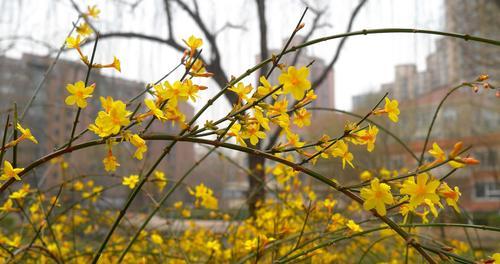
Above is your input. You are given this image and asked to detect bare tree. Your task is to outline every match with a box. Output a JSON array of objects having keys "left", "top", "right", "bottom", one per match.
[{"left": 78, "top": 0, "right": 368, "bottom": 214}]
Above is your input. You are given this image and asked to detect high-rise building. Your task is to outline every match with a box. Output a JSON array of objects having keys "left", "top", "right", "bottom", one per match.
[{"left": 351, "top": 0, "right": 499, "bottom": 218}]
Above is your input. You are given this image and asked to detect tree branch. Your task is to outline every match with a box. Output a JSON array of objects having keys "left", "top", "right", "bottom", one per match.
[
  {"left": 313, "top": 0, "right": 368, "bottom": 89},
  {"left": 171, "top": 0, "right": 238, "bottom": 105},
  {"left": 265, "top": 0, "right": 368, "bottom": 150}
]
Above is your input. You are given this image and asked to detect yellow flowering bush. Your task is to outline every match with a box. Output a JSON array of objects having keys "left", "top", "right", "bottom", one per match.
[{"left": 0, "top": 3, "right": 499, "bottom": 264}]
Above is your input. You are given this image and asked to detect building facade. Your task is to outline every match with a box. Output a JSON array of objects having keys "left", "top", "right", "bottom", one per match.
[
  {"left": 351, "top": 0, "right": 499, "bottom": 217},
  {"left": 0, "top": 53, "right": 195, "bottom": 209}
]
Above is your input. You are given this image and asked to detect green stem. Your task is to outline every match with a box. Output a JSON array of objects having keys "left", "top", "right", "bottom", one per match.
[
  {"left": 418, "top": 83, "right": 467, "bottom": 165},
  {"left": 308, "top": 107, "right": 419, "bottom": 161},
  {"left": 116, "top": 143, "right": 218, "bottom": 262},
  {"left": 67, "top": 35, "right": 99, "bottom": 148}
]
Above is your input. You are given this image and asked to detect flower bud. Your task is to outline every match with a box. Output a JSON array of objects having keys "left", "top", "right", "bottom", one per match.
[
  {"left": 450, "top": 141, "right": 463, "bottom": 157},
  {"left": 476, "top": 74, "right": 489, "bottom": 82},
  {"left": 462, "top": 157, "right": 480, "bottom": 165}
]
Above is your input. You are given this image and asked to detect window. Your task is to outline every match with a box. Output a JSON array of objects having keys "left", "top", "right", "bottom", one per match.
[
  {"left": 474, "top": 149, "right": 498, "bottom": 170},
  {"left": 474, "top": 182, "right": 500, "bottom": 199}
]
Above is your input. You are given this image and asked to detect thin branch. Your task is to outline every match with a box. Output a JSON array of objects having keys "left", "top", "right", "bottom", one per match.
[{"left": 266, "top": 0, "right": 368, "bottom": 150}]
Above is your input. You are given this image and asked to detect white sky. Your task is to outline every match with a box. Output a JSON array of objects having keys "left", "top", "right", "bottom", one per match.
[{"left": 1, "top": 0, "right": 444, "bottom": 119}]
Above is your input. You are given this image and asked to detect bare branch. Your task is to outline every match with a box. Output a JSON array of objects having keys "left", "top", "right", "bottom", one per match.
[
  {"left": 256, "top": 0, "right": 270, "bottom": 78},
  {"left": 82, "top": 31, "right": 184, "bottom": 53},
  {"left": 312, "top": 0, "right": 368, "bottom": 89},
  {"left": 192, "top": 0, "right": 200, "bottom": 16},
  {"left": 172, "top": 0, "right": 237, "bottom": 105},
  {"left": 265, "top": 0, "right": 369, "bottom": 150},
  {"left": 0, "top": 36, "right": 58, "bottom": 53},
  {"left": 164, "top": 0, "right": 175, "bottom": 40},
  {"left": 291, "top": 7, "right": 326, "bottom": 65},
  {"left": 214, "top": 22, "right": 248, "bottom": 36},
  {"left": 172, "top": 0, "right": 221, "bottom": 63}
]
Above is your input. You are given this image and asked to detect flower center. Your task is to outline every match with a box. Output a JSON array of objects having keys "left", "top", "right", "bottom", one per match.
[
  {"left": 415, "top": 185, "right": 427, "bottom": 196},
  {"left": 374, "top": 190, "right": 384, "bottom": 198}
]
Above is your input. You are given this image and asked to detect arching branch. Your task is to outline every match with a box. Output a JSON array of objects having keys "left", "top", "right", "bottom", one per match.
[{"left": 266, "top": 0, "right": 369, "bottom": 150}]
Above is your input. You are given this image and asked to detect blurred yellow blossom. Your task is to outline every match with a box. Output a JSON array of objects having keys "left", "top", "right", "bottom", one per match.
[
  {"left": 1, "top": 161, "right": 23, "bottom": 181},
  {"left": 123, "top": 175, "right": 140, "bottom": 189}
]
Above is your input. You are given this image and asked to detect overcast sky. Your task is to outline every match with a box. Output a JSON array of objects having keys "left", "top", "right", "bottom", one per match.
[{"left": 1, "top": 0, "right": 444, "bottom": 119}]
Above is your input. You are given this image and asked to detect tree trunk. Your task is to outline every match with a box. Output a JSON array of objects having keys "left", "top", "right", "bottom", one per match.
[
  {"left": 246, "top": 0, "right": 270, "bottom": 217},
  {"left": 247, "top": 148, "right": 266, "bottom": 217}
]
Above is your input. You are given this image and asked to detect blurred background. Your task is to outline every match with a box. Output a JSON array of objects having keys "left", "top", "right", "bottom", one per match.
[{"left": 0, "top": 0, "right": 498, "bottom": 232}]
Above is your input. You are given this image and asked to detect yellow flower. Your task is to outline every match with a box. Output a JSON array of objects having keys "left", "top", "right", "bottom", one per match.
[
  {"left": 154, "top": 170, "right": 167, "bottom": 191},
  {"left": 285, "top": 131, "right": 305, "bottom": 148},
  {"left": 188, "top": 183, "right": 218, "bottom": 210},
  {"left": 87, "top": 5, "right": 100, "bottom": 18},
  {"left": 125, "top": 134, "right": 148, "bottom": 160},
  {"left": 66, "top": 35, "right": 84, "bottom": 49},
  {"left": 272, "top": 114, "right": 290, "bottom": 129},
  {"left": 100, "top": 96, "right": 115, "bottom": 112},
  {"left": 379, "top": 167, "right": 392, "bottom": 179},
  {"left": 187, "top": 58, "right": 213, "bottom": 77},
  {"left": 352, "top": 125, "right": 378, "bottom": 152},
  {"left": 429, "top": 142, "right": 474, "bottom": 168},
  {"left": 183, "top": 35, "right": 203, "bottom": 51},
  {"left": 269, "top": 99, "right": 288, "bottom": 116},
  {"left": 254, "top": 108, "right": 270, "bottom": 131},
  {"left": 181, "top": 209, "right": 191, "bottom": 218},
  {"left": 244, "top": 238, "right": 258, "bottom": 251},
  {"left": 206, "top": 240, "right": 221, "bottom": 253},
  {"left": 65, "top": 81, "right": 95, "bottom": 108},
  {"left": 360, "top": 178, "right": 394, "bottom": 216},
  {"left": 384, "top": 98, "right": 400, "bottom": 122},
  {"left": 122, "top": 175, "right": 140, "bottom": 189},
  {"left": 1, "top": 161, "right": 24, "bottom": 181},
  {"left": 373, "top": 97, "right": 400, "bottom": 122},
  {"left": 174, "top": 201, "right": 183, "bottom": 209},
  {"left": 151, "top": 233, "right": 163, "bottom": 245},
  {"left": 323, "top": 198, "right": 337, "bottom": 211},
  {"left": 400, "top": 173, "right": 440, "bottom": 207},
  {"left": 183, "top": 79, "right": 205, "bottom": 102},
  {"left": 228, "top": 122, "right": 246, "bottom": 147},
  {"left": 164, "top": 105, "right": 186, "bottom": 126},
  {"left": 278, "top": 66, "right": 311, "bottom": 100},
  {"left": 76, "top": 22, "right": 93, "bottom": 36},
  {"left": 16, "top": 123, "right": 38, "bottom": 144},
  {"left": 293, "top": 108, "right": 311, "bottom": 128},
  {"left": 164, "top": 80, "right": 188, "bottom": 106},
  {"left": 491, "top": 253, "right": 500, "bottom": 264},
  {"left": 9, "top": 186, "right": 30, "bottom": 200},
  {"left": 256, "top": 76, "right": 278, "bottom": 97},
  {"left": 327, "top": 213, "right": 346, "bottom": 231},
  {"left": 0, "top": 199, "right": 18, "bottom": 212},
  {"left": 329, "top": 140, "right": 354, "bottom": 169},
  {"left": 5, "top": 235, "right": 21, "bottom": 248},
  {"left": 73, "top": 181, "right": 84, "bottom": 191},
  {"left": 242, "top": 123, "right": 266, "bottom": 146},
  {"left": 360, "top": 170, "right": 372, "bottom": 181},
  {"left": 438, "top": 182, "right": 461, "bottom": 212},
  {"left": 111, "top": 56, "right": 121, "bottom": 72},
  {"left": 143, "top": 99, "right": 166, "bottom": 121},
  {"left": 346, "top": 220, "right": 363, "bottom": 232},
  {"left": 89, "top": 99, "right": 131, "bottom": 137},
  {"left": 228, "top": 82, "right": 253, "bottom": 102},
  {"left": 102, "top": 152, "right": 120, "bottom": 172},
  {"left": 428, "top": 142, "right": 446, "bottom": 162}
]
